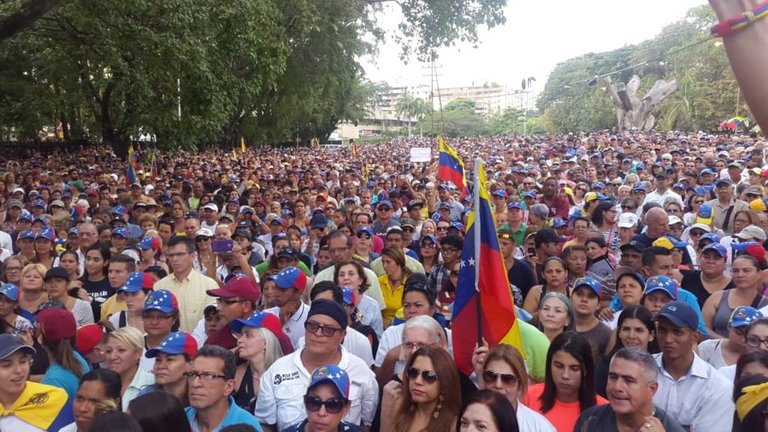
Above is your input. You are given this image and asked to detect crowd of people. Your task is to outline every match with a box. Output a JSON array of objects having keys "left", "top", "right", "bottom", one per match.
[{"left": 1, "top": 126, "right": 768, "bottom": 432}]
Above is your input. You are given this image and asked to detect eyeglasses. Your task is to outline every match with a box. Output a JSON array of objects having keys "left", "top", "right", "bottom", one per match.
[
  {"left": 5, "top": 266, "right": 21, "bottom": 272},
  {"left": 407, "top": 367, "right": 438, "bottom": 384},
  {"left": 403, "top": 341, "right": 434, "bottom": 351},
  {"left": 184, "top": 371, "right": 228, "bottom": 382},
  {"left": 441, "top": 248, "right": 459, "bottom": 254},
  {"left": 436, "top": 226, "right": 449, "bottom": 232},
  {"left": 421, "top": 242, "right": 435, "bottom": 248},
  {"left": 304, "top": 320, "right": 342, "bottom": 337},
  {"left": 689, "top": 230, "right": 705, "bottom": 237},
  {"left": 356, "top": 233, "right": 371, "bottom": 239},
  {"left": 402, "top": 227, "right": 415, "bottom": 233},
  {"left": 303, "top": 395, "right": 346, "bottom": 414},
  {"left": 746, "top": 335, "right": 768, "bottom": 349},
  {"left": 482, "top": 370, "right": 519, "bottom": 386},
  {"left": 216, "top": 298, "right": 246, "bottom": 306}
]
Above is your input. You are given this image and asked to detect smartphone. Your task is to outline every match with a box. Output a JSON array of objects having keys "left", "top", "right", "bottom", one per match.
[
  {"left": 527, "top": 247, "right": 536, "bottom": 258},
  {"left": 211, "top": 239, "right": 234, "bottom": 253}
]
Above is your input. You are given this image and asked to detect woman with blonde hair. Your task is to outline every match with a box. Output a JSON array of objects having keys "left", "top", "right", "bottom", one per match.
[
  {"left": 18, "top": 262, "right": 48, "bottom": 318},
  {"left": 104, "top": 327, "right": 155, "bottom": 410}
]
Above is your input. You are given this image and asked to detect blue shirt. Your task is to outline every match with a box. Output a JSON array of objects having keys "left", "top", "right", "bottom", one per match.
[
  {"left": 41, "top": 351, "right": 91, "bottom": 401},
  {"left": 185, "top": 396, "right": 263, "bottom": 432}
]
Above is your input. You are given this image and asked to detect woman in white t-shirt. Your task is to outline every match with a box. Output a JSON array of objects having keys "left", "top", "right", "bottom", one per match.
[{"left": 472, "top": 344, "right": 555, "bottom": 432}]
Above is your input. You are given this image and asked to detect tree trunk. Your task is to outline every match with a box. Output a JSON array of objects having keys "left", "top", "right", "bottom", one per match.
[
  {"left": 0, "top": 0, "right": 61, "bottom": 43},
  {"left": 606, "top": 75, "right": 678, "bottom": 131}
]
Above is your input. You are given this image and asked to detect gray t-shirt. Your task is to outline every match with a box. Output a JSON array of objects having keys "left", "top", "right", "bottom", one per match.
[{"left": 575, "top": 404, "right": 684, "bottom": 432}]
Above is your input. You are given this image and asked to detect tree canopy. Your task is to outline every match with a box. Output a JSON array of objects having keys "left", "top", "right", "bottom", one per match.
[
  {"left": 538, "top": 5, "right": 748, "bottom": 134},
  {"left": 0, "top": 0, "right": 509, "bottom": 156}
]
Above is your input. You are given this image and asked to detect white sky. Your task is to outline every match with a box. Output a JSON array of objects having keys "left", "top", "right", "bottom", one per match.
[{"left": 361, "top": 0, "right": 707, "bottom": 91}]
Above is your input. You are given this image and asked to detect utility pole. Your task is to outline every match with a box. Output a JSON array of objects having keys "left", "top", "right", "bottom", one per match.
[{"left": 421, "top": 59, "right": 443, "bottom": 139}]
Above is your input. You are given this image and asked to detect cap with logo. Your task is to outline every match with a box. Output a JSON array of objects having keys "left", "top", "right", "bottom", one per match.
[
  {"left": 270, "top": 266, "right": 309, "bottom": 292},
  {"left": 574, "top": 277, "right": 601, "bottom": 297},
  {"left": 729, "top": 306, "right": 763, "bottom": 329},
  {"left": 308, "top": 364, "right": 351, "bottom": 400},
  {"left": 657, "top": 301, "right": 698, "bottom": 331},
  {"left": 0, "top": 284, "right": 19, "bottom": 302},
  {"left": 138, "top": 236, "right": 161, "bottom": 251}
]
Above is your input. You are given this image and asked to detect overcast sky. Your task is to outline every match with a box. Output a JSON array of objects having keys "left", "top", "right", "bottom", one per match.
[{"left": 361, "top": 0, "right": 707, "bottom": 92}]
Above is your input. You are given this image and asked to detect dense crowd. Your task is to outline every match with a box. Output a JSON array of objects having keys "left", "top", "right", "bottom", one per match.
[{"left": 1, "top": 129, "right": 768, "bottom": 432}]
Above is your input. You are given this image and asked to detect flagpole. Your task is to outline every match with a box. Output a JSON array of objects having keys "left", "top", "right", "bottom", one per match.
[{"left": 474, "top": 157, "right": 483, "bottom": 346}]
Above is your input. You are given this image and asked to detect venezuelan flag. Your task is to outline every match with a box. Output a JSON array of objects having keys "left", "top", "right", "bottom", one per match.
[
  {"left": 452, "top": 160, "right": 524, "bottom": 376},
  {"left": 438, "top": 137, "right": 468, "bottom": 198},
  {"left": 125, "top": 164, "right": 137, "bottom": 186},
  {"left": 149, "top": 152, "right": 159, "bottom": 178}
]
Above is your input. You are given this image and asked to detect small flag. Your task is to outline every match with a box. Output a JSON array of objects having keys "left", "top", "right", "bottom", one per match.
[
  {"left": 149, "top": 151, "right": 159, "bottom": 178},
  {"left": 438, "top": 137, "right": 468, "bottom": 198},
  {"left": 241, "top": 137, "right": 246, "bottom": 153},
  {"left": 452, "top": 159, "right": 524, "bottom": 375}
]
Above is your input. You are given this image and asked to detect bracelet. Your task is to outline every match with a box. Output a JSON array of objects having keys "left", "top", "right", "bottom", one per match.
[{"left": 711, "top": 0, "right": 768, "bottom": 37}]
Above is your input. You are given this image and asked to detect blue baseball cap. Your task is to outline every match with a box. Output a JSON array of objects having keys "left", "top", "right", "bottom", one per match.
[
  {"left": 111, "top": 205, "right": 126, "bottom": 217},
  {"left": 32, "top": 199, "right": 46, "bottom": 208},
  {"left": 523, "top": 191, "right": 537, "bottom": 199},
  {"left": 551, "top": 217, "right": 567, "bottom": 229},
  {"left": 593, "top": 181, "right": 606, "bottom": 190},
  {"left": 120, "top": 272, "right": 155, "bottom": 293},
  {"left": 36, "top": 226, "right": 55, "bottom": 242},
  {"left": 271, "top": 266, "right": 308, "bottom": 292},
  {"left": 574, "top": 276, "right": 601, "bottom": 297},
  {"left": 68, "top": 227, "right": 79, "bottom": 236},
  {"left": 644, "top": 275, "right": 678, "bottom": 300},
  {"left": 18, "top": 230, "right": 35, "bottom": 241},
  {"left": 492, "top": 190, "right": 507, "bottom": 199},
  {"left": 143, "top": 290, "right": 178, "bottom": 314},
  {"left": 308, "top": 365, "right": 351, "bottom": 400},
  {"left": 230, "top": 311, "right": 284, "bottom": 337},
  {"left": 635, "top": 162, "right": 645, "bottom": 170},
  {"left": 715, "top": 177, "right": 732, "bottom": 186},
  {"left": 145, "top": 332, "right": 198, "bottom": 358},
  {"left": 111, "top": 227, "right": 128, "bottom": 238},
  {"left": 672, "top": 182, "right": 685, "bottom": 190},
  {"left": 420, "top": 234, "right": 437, "bottom": 245},
  {"left": 657, "top": 301, "right": 698, "bottom": 331},
  {"left": 701, "top": 243, "right": 728, "bottom": 258},
  {"left": 138, "top": 236, "right": 161, "bottom": 251},
  {"left": 18, "top": 213, "right": 33, "bottom": 223},
  {"left": 377, "top": 200, "right": 394, "bottom": 210},
  {"left": 699, "top": 232, "right": 720, "bottom": 245},
  {"left": 700, "top": 168, "right": 714, "bottom": 176},
  {"left": 507, "top": 201, "right": 523, "bottom": 210},
  {"left": 449, "top": 222, "right": 464, "bottom": 233},
  {"left": 729, "top": 306, "right": 763, "bottom": 328},
  {"left": 355, "top": 226, "right": 373, "bottom": 237},
  {"left": 0, "top": 284, "right": 19, "bottom": 302},
  {"left": 631, "top": 182, "right": 647, "bottom": 192}
]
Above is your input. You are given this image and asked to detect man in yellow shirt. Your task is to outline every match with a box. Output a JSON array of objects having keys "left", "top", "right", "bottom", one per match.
[
  {"left": 154, "top": 236, "right": 218, "bottom": 332},
  {"left": 99, "top": 254, "right": 134, "bottom": 319}
]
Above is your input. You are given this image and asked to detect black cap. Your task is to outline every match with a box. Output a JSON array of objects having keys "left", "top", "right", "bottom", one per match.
[
  {"left": 44, "top": 267, "right": 69, "bottom": 282},
  {"left": 232, "top": 229, "right": 252, "bottom": 241},
  {"left": 276, "top": 247, "right": 299, "bottom": 259},
  {"left": 307, "top": 299, "right": 348, "bottom": 331},
  {"left": 310, "top": 213, "right": 328, "bottom": 229},
  {"left": 620, "top": 240, "right": 647, "bottom": 253},
  {"left": 534, "top": 229, "right": 565, "bottom": 248}
]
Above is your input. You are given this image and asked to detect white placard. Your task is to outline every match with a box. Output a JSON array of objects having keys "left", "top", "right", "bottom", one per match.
[{"left": 410, "top": 147, "right": 432, "bottom": 162}]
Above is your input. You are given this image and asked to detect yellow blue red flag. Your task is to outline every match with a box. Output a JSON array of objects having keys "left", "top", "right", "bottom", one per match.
[
  {"left": 438, "top": 137, "right": 468, "bottom": 197},
  {"left": 452, "top": 159, "right": 524, "bottom": 375}
]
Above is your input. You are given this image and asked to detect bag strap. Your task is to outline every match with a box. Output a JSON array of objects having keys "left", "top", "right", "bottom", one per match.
[{"left": 722, "top": 205, "right": 735, "bottom": 231}]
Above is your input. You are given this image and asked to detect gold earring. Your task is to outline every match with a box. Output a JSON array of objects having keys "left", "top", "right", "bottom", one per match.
[{"left": 433, "top": 394, "right": 443, "bottom": 419}]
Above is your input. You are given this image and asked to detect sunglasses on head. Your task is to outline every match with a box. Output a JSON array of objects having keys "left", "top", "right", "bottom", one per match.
[
  {"left": 482, "top": 370, "right": 519, "bottom": 385},
  {"left": 407, "top": 367, "right": 438, "bottom": 384},
  {"left": 303, "top": 395, "right": 346, "bottom": 414}
]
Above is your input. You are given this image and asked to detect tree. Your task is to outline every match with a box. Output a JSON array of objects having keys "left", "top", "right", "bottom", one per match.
[
  {"left": 0, "top": 0, "right": 61, "bottom": 43},
  {"left": 419, "top": 98, "right": 490, "bottom": 137},
  {"left": 395, "top": 93, "right": 430, "bottom": 136}
]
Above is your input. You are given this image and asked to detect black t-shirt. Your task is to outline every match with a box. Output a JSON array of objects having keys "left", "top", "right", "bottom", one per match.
[
  {"left": 680, "top": 270, "right": 734, "bottom": 309},
  {"left": 81, "top": 276, "right": 114, "bottom": 321},
  {"left": 575, "top": 404, "right": 684, "bottom": 432},
  {"left": 508, "top": 258, "right": 535, "bottom": 303}
]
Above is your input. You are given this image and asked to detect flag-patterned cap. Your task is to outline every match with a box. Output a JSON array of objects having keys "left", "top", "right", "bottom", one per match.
[
  {"left": 0, "top": 284, "right": 19, "bottom": 302},
  {"left": 143, "top": 290, "right": 178, "bottom": 313},
  {"left": 36, "top": 226, "right": 56, "bottom": 242},
  {"left": 145, "top": 332, "right": 198, "bottom": 358},
  {"left": 120, "top": 272, "right": 155, "bottom": 293},
  {"left": 138, "top": 236, "right": 161, "bottom": 251},
  {"left": 730, "top": 306, "right": 763, "bottom": 328},
  {"left": 644, "top": 275, "right": 678, "bottom": 300},
  {"left": 308, "top": 365, "right": 350, "bottom": 400},
  {"left": 272, "top": 266, "right": 308, "bottom": 292}
]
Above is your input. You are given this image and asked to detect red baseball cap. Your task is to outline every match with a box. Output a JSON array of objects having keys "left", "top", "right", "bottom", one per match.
[{"left": 207, "top": 275, "right": 260, "bottom": 302}]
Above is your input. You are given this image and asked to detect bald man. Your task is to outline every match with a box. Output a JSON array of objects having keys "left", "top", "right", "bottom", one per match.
[{"left": 631, "top": 208, "right": 669, "bottom": 248}]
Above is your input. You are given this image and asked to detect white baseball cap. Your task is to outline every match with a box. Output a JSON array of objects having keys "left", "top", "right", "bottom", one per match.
[{"left": 618, "top": 213, "right": 640, "bottom": 228}]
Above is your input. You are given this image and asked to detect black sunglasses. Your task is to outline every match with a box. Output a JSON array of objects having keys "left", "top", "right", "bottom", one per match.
[
  {"left": 407, "top": 367, "right": 438, "bottom": 384},
  {"left": 482, "top": 370, "right": 518, "bottom": 385},
  {"left": 304, "top": 395, "right": 346, "bottom": 414},
  {"left": 304, "top": 320, "right": 342, "bottom": 337}
]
